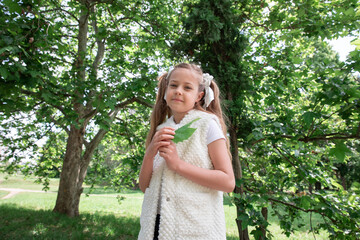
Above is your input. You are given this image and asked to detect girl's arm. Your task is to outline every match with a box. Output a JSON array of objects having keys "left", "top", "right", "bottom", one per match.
[
  {"left": 159, "top": 139, "right": 235, "bottom": 193},
  {"left": 139, "top": 127, "right": 175, "bottom": 192}
]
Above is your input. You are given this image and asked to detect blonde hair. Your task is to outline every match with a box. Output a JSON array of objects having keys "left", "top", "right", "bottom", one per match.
[{"left": 145, "top": 63, "right": 231, "bottom": 159}]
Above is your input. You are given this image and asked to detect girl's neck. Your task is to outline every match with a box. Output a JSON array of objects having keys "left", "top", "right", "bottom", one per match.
[
  {"left": 173, "top": 113, "right": 185, "bottom": 124},
  {"left": 172, "top": 109, "right": 195, "bottom": 124}
]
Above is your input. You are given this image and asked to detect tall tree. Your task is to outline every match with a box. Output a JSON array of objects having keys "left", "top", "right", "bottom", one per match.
[
  {"left": 173, "top": 0, "right": 360, "bottom": 239},
  {"left": 0, "top": 0, "right": 179, "bottom": 216},
  {"left": 173, "top": 0, "right": 251, "bottom": 238}
]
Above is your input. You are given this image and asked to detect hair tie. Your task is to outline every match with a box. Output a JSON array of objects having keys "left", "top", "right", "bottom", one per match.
[
  {"left": 166, "top": 67, "right": 174, "bottom": 80},
  {"left": 202, "top": 73, "right": 215, "bottom": 108}
]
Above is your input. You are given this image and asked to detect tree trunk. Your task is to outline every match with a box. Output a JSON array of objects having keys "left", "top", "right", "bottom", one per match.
[
  {"left": 229, "top": 125, "right": 250, "bottom": 240},
  {"left": 260, "top": 207, "right": 268, "bottom": 239},
  {"left": 53, "top": 3, "right": 91, "bottom": 217},
  {"left": 53, "top": 126, "right": 84, "bottom": 217},
  {"left": 308, "top": 184, "right": 313, "bottom": 194},
  {"left": 340, "top": 175, "right": 347, "bottom": 190}
]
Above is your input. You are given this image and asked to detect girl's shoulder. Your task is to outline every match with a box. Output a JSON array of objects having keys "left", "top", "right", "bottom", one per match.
[
  {"left": 192, "top": 110, "right": 220, "bottom": 125},
  {"left": 187, "top": 109, "right": 216, "bottom": 119}
]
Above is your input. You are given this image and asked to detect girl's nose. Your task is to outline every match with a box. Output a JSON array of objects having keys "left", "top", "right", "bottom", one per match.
[{"left": 175, "top": 87, "right": 182, "bottom": 95}]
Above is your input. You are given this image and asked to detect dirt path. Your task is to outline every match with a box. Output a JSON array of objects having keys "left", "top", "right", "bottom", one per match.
[
  {"left": 0, "top": 188, "right": 143, "bottom": 199},
  {"left": 0, "top": 188, "right": 50, "bottom": 199}
]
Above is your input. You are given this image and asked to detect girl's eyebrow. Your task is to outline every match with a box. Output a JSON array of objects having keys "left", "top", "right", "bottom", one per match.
[{"left": 169, "top": 79, "right": 195, "bottom": 86}]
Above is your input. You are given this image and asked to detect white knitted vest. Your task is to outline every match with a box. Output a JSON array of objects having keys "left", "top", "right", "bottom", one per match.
[{"left": 138, "top": 109, "right": 226, "bottom": 240}]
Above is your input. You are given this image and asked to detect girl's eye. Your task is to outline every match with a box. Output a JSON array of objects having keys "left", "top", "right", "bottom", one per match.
[
  {"left": 170, "top": 84, "right": 177, "bottom": 88},
  {"left": 185, "top": 86, "right": 192, "bottom": 90}
]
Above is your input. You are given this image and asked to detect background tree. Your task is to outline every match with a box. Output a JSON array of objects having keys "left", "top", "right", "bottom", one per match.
[
  {"left": 172, "top": 0, "right": 251, "bottom": 238},
  {"left": 0, "top": 0, "right": 179, "bottom": 217},
  {"left": 172, "top": 0, "right": 360, "bottom": 239}
]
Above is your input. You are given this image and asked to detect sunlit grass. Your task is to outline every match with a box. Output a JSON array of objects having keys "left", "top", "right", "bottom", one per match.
[
  {"left": 0, "top": 173, "right": 60, "bottom": 191},
  {"left": 1, "top": 173, "right": 329, "bottom": 239},
  {"left": 0, "top": 190, "right": 8, "bottom": 198},
  {"left": 0, "top": 203, "right": 139, "bottom": 240}
]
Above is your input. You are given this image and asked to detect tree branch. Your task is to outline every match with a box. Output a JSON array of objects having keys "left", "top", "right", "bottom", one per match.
[
  {"left": 114, "top": 97, "right": 153, "bottom": 109},
  {"left": 48, "top": 115, "right": 70, "bottom": 135},
  {"left": 243, "top": 184, "right": 340, "bottom": 226},
  {"left": 135, "top": 97, "right": 154, "bottom": 108},
  {"left": 298, "top": 133, "right": 360, "bottom": 142},
  {"left": 251, "top": 131, "right": 360, "bottom": 145},
  {"left": 40, "top": 8, "right": 79, "bottom": 22},
  {"left": 91, "top": 5, "right": 105, "bottom": 76},
  {"left": 20, "top": 89, "right": 68, "bottom": 116}
]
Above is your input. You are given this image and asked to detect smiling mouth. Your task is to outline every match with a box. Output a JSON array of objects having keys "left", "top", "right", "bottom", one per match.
[{"left": 173, "top": 99, "right": 183, "bottom": 102}]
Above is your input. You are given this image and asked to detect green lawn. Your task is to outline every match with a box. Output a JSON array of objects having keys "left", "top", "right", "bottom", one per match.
[{"left": 0, "top": 173, "right": 328, "bottom": 239}]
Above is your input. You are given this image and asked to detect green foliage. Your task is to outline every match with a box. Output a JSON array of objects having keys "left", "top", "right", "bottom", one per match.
[
  {"left": 0, "top": 0, "right": 185, "bottom": 216},
  {"left": 0, "top": 0, "right": 182, "bottom": 199},
  {"left": 174, "top": 0, "right": 360, "bottom": 239},
  {"left": 85, "top": 106, "right": 151, "bottom": 191},
  {"left": 172, "top": 118, "right": 200, "bottom": 143},
  {"left": 1, "top": 0, "right": 360, "bottom": 237}
]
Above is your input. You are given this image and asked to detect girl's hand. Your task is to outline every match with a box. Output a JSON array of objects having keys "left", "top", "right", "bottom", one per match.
[
  {"left": 159, "top": 141, "right": 182, "bottom": 172},
  {"left": 146, "top": 127, "right": 175, "bottom": 159},
  {"left": 139, "top": 127, "right": 175, "bottom": 192}
]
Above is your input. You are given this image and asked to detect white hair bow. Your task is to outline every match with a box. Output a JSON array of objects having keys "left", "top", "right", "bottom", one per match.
[
  {"left": 164, "top": 67, "right": 174, "bottom": 101},
  {"left": 202, "top": 73, "right": 214, "bottom": 108}
]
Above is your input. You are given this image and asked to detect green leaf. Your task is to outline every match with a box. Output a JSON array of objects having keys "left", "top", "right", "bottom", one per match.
[
  {"left": 223, "top": 193, "right": 233, "bottom": 206},
  {"left": 330, "top": 178, "right": 344, "bottom": 191},
  {"left": 351, "top": 39, "right": 360, "bottom": 50},
  {"left": 302, "top": 112, "right": 320, "bottom": 127},
  {"left": 344, "top": 7, "right": 355, "bottom": 16},
  {"left": 0, "top": 46, "right": 13, "bottom": 55},
  {"left": 350, "top": 182, "right": 360, "bottom": 192},
  {"left": 302, "top": 112, "right": 314, "bottom": 126},
  {"left": 348, "top": 194, "right": 356, "bottom": 204},
  {"left": 329, "top": 142, "right": 351, "bottom": 162},
  {"left": 4, "top": 0, "right": 22, "bottom": 13},
  {"left": 300, "top": 196, "right": 311, "bottom": 210},
  {"left": 172, "top": 118, "right": 200, "bottom": 143},
  {"left": 293, "top": 57, "right": 302, "bottom": 64}
]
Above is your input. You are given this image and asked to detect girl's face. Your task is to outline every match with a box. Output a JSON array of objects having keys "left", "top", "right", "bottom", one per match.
[{"left": 165, "top": 68, "right": 204, "bottom": 122}]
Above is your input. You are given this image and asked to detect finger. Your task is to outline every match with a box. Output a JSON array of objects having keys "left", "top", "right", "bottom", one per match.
[
  {"left": 158, "top": 147, "right": 169, "bottom": 156},
  {"left": 159, "top": 151, "right": 166, "bottom": 159},
  {"left": 154, "top": 141, "right": 171, "bottom": 149},
  {"left": 154, "top": 133, "right": 174, "bottom": 143},
  {"left": 161, "top": 127, "right": 176, "bottom": 132},
  {"left": 153, "top": 128, "right": 175, "bottom": 143},
  {"left": 157, "top": 127, "right": 175, "bottom": 136},
  {"left": 158, "top": 146, "right": 169, "bottom": 153}
]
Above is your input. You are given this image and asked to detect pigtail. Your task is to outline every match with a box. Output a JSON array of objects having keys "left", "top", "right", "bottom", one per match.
[
  {"left": 145, "top": 73, "right": 171, "bottom": 148},
  {"left": 197, "top": 79, "right": 232, "bottom": 160}
]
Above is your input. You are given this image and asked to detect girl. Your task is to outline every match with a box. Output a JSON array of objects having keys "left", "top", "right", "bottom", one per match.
[{"left": 138, "top": 63, "right": 235, "bottom": 240}]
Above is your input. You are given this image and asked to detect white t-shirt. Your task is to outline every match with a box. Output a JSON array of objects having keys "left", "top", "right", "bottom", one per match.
[{"left": 207, "top": 119, "right": 225, "bottom": 145}]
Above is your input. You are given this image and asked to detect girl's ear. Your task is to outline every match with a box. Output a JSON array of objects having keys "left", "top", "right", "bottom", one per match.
[{"left": 196, "top": 91, "right": 204, "bottom": 103}]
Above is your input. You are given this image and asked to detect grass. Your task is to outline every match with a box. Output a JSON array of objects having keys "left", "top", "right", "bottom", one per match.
[
  {"left": 0, "top": 190, "right": 8, "bottom": 198},
  {"left": 0, "top": 173, "right": 329, "bottom": 239},
  {"left": 0, "top": 173, "right": 60, "bottom": 191},
  {"left": 1, "top": 203, "right": 140, "bottom": 240}
]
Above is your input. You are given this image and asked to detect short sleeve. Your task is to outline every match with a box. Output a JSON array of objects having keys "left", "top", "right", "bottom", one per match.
[{"left": 207, "top": 119, "right": 225, "bottom": 145}]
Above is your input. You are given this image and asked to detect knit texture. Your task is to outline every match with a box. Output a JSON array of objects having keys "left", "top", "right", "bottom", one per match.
[{"left": 138, "top": 110, "right": 226, "bottom": 240}]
